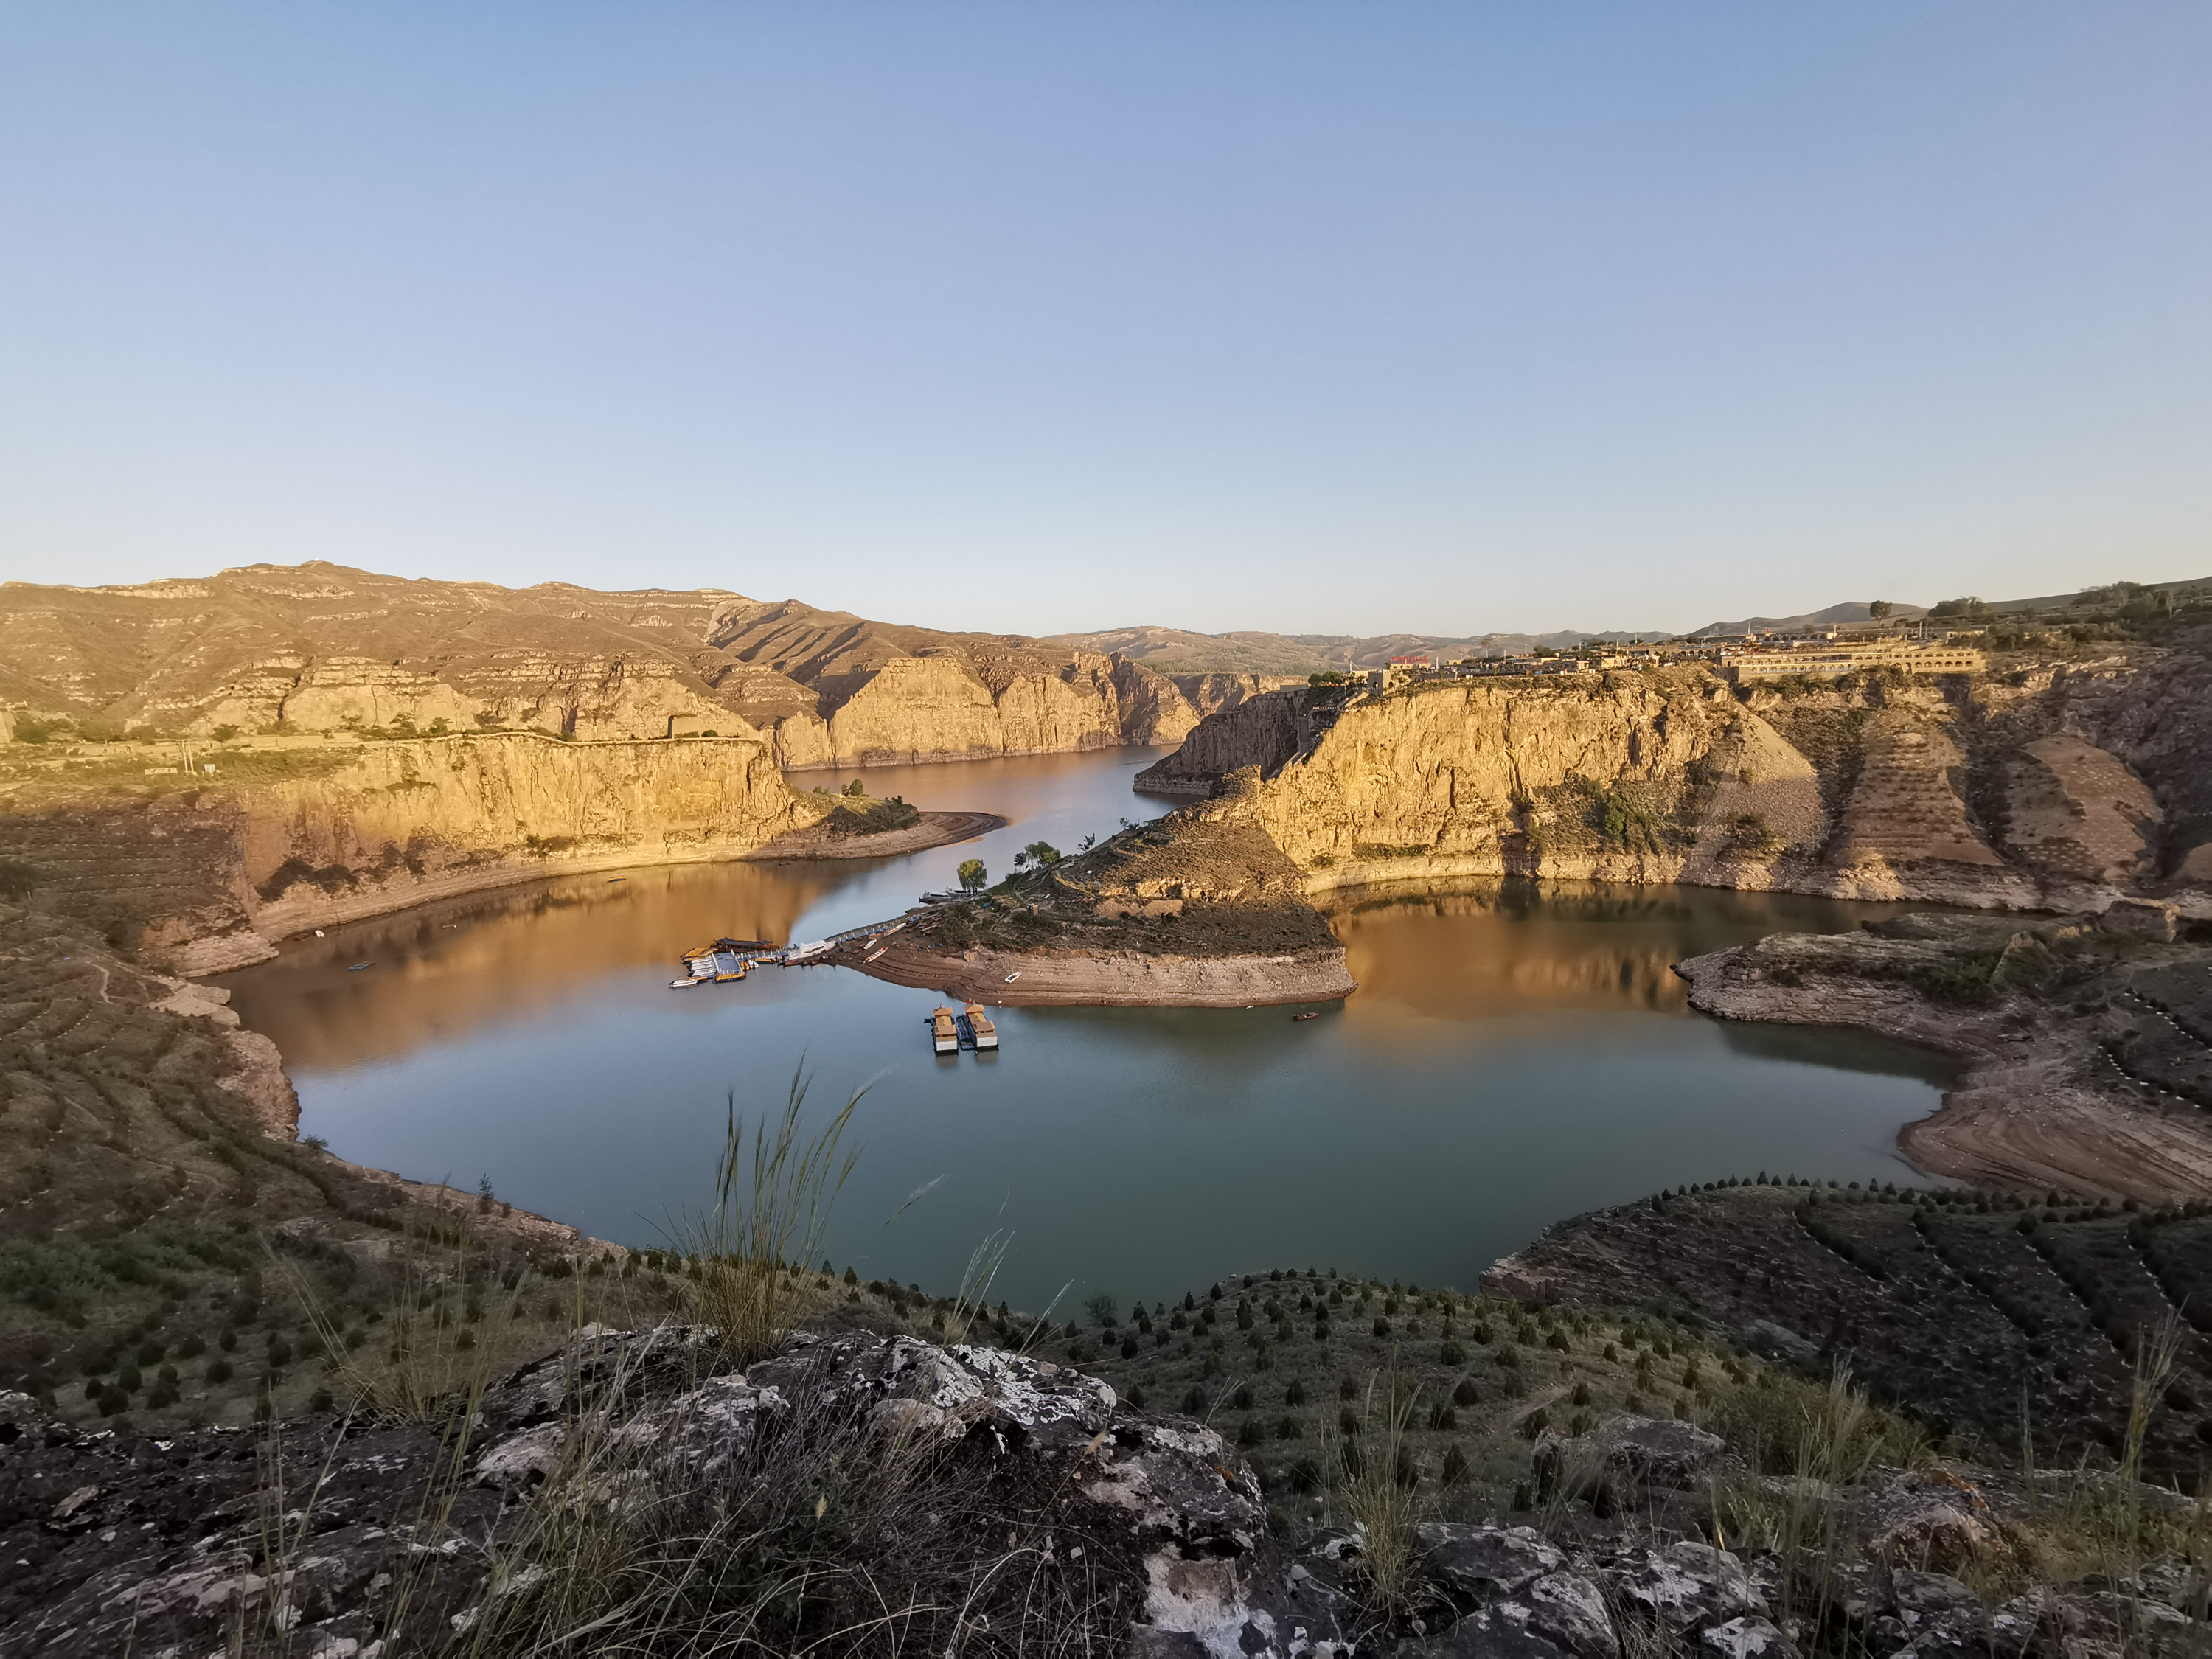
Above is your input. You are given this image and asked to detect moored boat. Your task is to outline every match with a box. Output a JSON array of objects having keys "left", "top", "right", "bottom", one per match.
[
  {"left": 929, "top": 1006, "right": 959, "bottom": 1054},
  {"left": 964, "top": 1003, "right": 998, "bottom": 1050}
]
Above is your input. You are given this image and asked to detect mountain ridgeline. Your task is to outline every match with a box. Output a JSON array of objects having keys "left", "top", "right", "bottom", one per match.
[{"left": 0, "top": 563, "right": 1297, "bottom": 767}]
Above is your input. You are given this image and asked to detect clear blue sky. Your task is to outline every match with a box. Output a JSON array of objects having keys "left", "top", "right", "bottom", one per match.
[{"left": 2, "top": 4, "right": 2205, "bottom": 636}]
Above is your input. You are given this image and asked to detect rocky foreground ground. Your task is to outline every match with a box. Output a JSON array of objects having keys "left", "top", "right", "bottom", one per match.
[{"left": 4, "top": 1321, "right": 2207, "bottom": 1658}]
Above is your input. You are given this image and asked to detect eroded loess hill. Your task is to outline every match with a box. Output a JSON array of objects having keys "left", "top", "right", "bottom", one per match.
[
  {"left": 0, "top": 729, "right": 841, "bottom": 971},
  {"left": 0, "top": 562, "right": 1209, "bottom": 769},
  {"left": 1134, "top": 641, "right": 2212, "bottom": 917}
]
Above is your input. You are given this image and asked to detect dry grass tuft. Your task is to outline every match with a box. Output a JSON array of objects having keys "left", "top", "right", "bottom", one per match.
[{"left": 678, "top": 1071, "right": 861, "bottom": 1363}]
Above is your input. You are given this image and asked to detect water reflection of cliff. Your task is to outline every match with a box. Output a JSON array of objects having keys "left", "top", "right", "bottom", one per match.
[
  {"left": 1322, "top": 880, "right": 1915, "bottom": 1027},
  {"left": 218, "top": 860, "right": 856, "bottom": 1071}
]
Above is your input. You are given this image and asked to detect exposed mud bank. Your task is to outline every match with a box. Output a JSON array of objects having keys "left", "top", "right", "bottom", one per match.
[
  {"left": 1674, "top": 921, "right": 2212, "bottom": 1203},
  {"left": 742, "top": 809, "right": 1006, "bottom": 860},
  {"left": 840, "top": 935, "right": 1356, "bottom": 1007}
]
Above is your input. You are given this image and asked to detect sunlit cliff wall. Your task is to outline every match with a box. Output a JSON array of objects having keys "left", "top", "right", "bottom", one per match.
[
  {"left": 1152, "top": 656, "right": 2212, "bottom": 916},
  {"left": 0, "top": 733, "right": 833, "bottom": 973}
]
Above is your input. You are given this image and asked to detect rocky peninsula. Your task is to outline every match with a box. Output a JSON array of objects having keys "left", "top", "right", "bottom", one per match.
[{"left": 841, "top": 796, "right": 1357, "bottom": 1006}]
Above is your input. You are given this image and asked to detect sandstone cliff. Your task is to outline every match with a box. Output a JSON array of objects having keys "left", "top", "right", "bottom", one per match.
[
  {"left": 0, "top": 731, "right": 836, "bottom": 973},
  {"left": 1137, "top": 647, "right": 2212, "bottom": 916},
  {"left": 0, "top": 563, "right": 1200, "bottom": 771},
  {"left": 1133, "top": 689, "right": 1308, "bottom": 795},
  {"left": 1166, "top": 671, "right": 1308, "bottom": 717}
]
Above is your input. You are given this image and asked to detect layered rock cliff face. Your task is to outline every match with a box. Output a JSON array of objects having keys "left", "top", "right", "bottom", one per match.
[
  {"left": 1133, "top": 689, "right": 1307, "bottom": 794},
  {"left": 1141, "top": 646, "right": 2212, "bottom": 915},
  {"left": 0, "top": 733, "right": 832, "bottom": 973},
  {"left": 1166, "top": 671, "right": 1307, "bottom": 717},
  {"left": 0, "top": 563, "right": 1200, "bottom": 769}
]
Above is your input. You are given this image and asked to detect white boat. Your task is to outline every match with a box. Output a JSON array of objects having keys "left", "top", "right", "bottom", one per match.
[
  {"left": 785, "top": 940, "right": 833, "bottom": 964},
  {"left": 669, "top": 978, "right": 697, "bottom": 990},
  {"left": 929, "top": 1006, "right": 959, "bottom": 1054}
]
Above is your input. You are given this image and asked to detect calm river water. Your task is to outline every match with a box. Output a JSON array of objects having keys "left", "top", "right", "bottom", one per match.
[{"left": 218, "top": 746, "right": 1950, "bottom": 1312}]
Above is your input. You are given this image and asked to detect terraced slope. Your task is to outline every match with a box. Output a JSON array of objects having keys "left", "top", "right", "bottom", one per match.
[{"left": 1489, "top": 1183, "right": 2212, "bottom": 1481}]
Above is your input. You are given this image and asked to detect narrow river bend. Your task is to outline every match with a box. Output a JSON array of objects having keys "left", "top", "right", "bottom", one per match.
[{"left": 217, "top": 746, "right": 1951, "bottom": 1312}]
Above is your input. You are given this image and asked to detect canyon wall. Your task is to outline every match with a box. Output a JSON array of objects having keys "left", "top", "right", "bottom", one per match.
[
  {"left": 0, "top": 732, "right": 834, "bottom": 973},
  {"left": 1148, "top": 650, "right": 2212, "bottom": 916},
  {"left": 0, "top": 563, "right": 1201, "bottom": 771},
  {"left": 1133, "top": 689, "right": 1307, "bottom": 795},
  {"left": 813, "top": 650, "right": 1197, "bottom": 766},
  {"left": 1167, "top": 672, "right": 1309, "bottom": 717}
]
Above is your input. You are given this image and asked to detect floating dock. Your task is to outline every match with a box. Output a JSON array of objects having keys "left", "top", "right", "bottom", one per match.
[
  {"left": 669, "top": 920, "right": 921, "bottom": 989},
  {"left": 964, "top": 1002, "right": 998, "bottom": 1051},
  {"left": 930, "top": 1006, "right": 959, "bottom": 1054}
]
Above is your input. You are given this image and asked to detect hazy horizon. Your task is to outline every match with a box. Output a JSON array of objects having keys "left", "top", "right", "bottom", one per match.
[{"left": 4, "top": 4, "right": 2208, "bottom": 637}]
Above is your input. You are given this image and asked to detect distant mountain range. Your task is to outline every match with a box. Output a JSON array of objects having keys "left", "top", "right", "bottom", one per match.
[
  {"left": 1060, "top": 577, "right": 2210, "bottom": 672},
  {"left": 1680, "top": 600, "right": 1927, "bottom": 638},
  {"left": 1045, "top": 625, "right": 1656, "bottom": 675}
]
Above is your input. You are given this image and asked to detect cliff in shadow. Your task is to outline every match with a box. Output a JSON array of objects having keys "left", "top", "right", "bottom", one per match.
[
  {"left": 0, "top": 731, "right": 838, "bottom": 973},
  {"left": 0, "top": 562, "right": 1202, "bottom": 770},
  {"left": 1133, "top": 644, "right": 2212, "bottom": 917}
]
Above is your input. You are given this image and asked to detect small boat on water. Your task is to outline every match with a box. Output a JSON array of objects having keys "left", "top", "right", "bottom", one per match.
[
  {"left": 964, "top": 1003, "right": 998, "bottom": 1050},
  {"left": 929, "top": 1006, "right": 959, "bottom": 1054},
  {"left": 669, "top": 978, "right": 697, "bottom": 990},
  {"left": 348, "top": 962, "right": 374, "bottom": 973},
  {"left": 1292, "top": 1011, "right": 1320, "bottom": 1022}
]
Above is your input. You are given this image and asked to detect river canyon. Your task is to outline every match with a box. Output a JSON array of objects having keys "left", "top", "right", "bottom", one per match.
[{"left": 211, "top": 746, "right": 1949, "bottom": 1313}]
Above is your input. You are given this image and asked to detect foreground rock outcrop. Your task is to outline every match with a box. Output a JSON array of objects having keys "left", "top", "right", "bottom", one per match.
[{"left": 7, "top": 1325, "right": 2206, "bottom": 1658}]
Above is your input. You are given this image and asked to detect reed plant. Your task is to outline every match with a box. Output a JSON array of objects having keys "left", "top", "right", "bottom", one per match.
[
  {"left": 678, "top": 1072, "right": 861, "bottom": 1361},
  {"left": 1326, "top": 1365, "right": 1430, "bottom": 1625}
]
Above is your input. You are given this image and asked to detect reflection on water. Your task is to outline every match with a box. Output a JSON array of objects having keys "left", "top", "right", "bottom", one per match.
[
  {"left": 237, "top": 863, "right": 852, "bottom": 1072},
  {"left": 1329, "top": 883, "right": 1930, "bottom": 1026},
  {"left": 229, "top": 748, "right": 1179, "bottom": 1072},
  {"left": 218, "top": 748, "right": 1957, "bottom": 1311}
]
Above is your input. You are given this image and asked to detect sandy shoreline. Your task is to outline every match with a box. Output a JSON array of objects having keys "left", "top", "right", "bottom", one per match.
[{"left": 839, "top": 935, "right": 1357, "bottom": 1007}]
